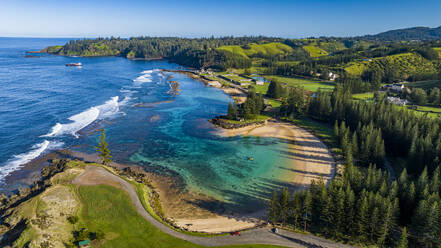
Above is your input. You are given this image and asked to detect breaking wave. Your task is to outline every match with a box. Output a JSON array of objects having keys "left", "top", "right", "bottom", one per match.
[
  {"left": 42, "top": 96, "right": 122, "bottom": 138},
  {"left": 0, "top": 140, "right": 64, "bottom": 180}
]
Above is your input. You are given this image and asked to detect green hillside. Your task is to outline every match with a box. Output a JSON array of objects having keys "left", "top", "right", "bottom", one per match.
[
  {"left": 345, "top": 52, "right": 439, "bottom": 76},
  {"left": 303, "top": 44, "right": 328, "bottom": 57},
  {"left": 216, "top": 42, "right": 293, "bottom": 59},
  {"left": 316, "top": 41, "right": 346, "bottom": 53}
]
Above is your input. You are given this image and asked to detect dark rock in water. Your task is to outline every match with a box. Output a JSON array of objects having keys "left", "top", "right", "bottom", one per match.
[{"left": 167, "top": 81, "right": 181, "bottom": 96}]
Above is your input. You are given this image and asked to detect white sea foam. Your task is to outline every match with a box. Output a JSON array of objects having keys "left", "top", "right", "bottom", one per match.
[
  {"left": 133, "top": 69, "right": 160, "bottom": 84},
  {"left": 97, "top": 96, "right": 120, "bottom": 118},
  {"left": 42, "top": 96, "right": 123, "bottom": 138},
  {"left": 0, "top": 140, "right": 64, "bottom": 180},
  {"left": 119, "top": 96, "right": 132, "bottom": 106},
  {"left": 42, "top": 107, "right": 99, "bottom": 138},
  {"left": 120, "top": 89, "right": 137, "bottom": 94}
]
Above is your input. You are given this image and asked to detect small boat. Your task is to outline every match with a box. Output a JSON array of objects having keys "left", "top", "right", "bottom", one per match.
[
  {"left": 66, "top": 62, "right": 82, "bottom": 67},
  {"left": 249, "top": 157, "right": 254, "bottom": 161}
]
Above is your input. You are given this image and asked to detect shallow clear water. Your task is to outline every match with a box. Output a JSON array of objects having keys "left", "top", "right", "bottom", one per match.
[{"left": 0, "top": 38, "right": 292, "bottom": 210}]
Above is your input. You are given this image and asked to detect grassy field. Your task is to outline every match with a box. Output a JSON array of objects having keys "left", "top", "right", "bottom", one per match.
[
  {"left": 266, "top": 99, "right": 282, "bottom": 108},
  {"left": 78, "top": 185, "right": 200, "bottom": 247},
  {"left": 302, "top": 45, "right": 328, "bottom": 57},
  {"left": 217, "top": 42, "right": 293, "bottom": 59},
  {"left": 77, "top": 185, "right": 283, "bottom": 248},
  {"left": 352, "top": 92, "right": 374, "bottom": 100},
  {"left": 265, "top": 75, "right": 335, "bottom": 92},
  {"left": 254, "top": 83, "right": 269, "bottom": 95},
  {"left": 412, "top": 105, "right": 441, "bottom": 118},
  {"left": 407, "top": 80, "right": 441, "bottom": 89}
]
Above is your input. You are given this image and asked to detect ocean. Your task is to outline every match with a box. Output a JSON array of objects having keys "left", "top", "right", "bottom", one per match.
[{"left": 0, "top": 38, "right": 291, "bottom": 210}]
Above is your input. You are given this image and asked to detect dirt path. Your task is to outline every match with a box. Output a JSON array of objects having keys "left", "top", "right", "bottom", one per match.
[{"left": 73, "top": 166, "right": 350, "bottom": 248}]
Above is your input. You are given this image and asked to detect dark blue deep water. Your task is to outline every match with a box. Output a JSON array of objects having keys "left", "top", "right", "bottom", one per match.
[{"left": 0, "top": 38, "right": 292, "bottom": 209}]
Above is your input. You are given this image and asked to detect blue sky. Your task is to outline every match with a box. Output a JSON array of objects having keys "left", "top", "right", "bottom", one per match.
[{"left": 1, "top": 0, "right": 440, "bottom": 38}]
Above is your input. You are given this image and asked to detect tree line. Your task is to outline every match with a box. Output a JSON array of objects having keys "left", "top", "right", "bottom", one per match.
[{"left": 267, "top": 83, "right": 441, "bottom": 247}]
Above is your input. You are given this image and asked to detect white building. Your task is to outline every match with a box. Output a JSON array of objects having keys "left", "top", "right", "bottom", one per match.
[
  {"left": 391, "top": 83, "right": 405, "bottom": 91},
  {"left": 256, "top": 80, "right": 264, "bottom": 85},
  {"left": 387, "top": 96, "right": 408, "bottom": 106},
  {"left": 328, "top": 72, "right": 338, "bottom": 81}
]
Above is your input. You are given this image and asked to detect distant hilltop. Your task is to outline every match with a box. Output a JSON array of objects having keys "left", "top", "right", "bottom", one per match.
[{"left": 361, "top": 26, "right": 441, "bottom": 41}]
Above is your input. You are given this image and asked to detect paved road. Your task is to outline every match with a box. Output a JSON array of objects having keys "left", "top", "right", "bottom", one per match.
[{"left": 74, "top": 166, "right": 352, "bottom": 248}]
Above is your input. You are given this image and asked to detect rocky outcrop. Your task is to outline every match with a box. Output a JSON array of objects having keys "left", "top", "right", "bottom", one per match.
[{"left": 210, "top": 117, "right": 266, "bottom": 129}]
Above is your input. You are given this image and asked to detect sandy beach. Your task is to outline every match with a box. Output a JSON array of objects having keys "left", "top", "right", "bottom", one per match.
[
  {"left": 217, "top": 119, "right": 335, "bottom": 186},
  {"left": 170, "top": 119, "right": 335, "bottom": 233}
]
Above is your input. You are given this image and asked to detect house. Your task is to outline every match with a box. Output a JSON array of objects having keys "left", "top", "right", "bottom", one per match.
[
  {"left": 391, "top": 83, "right": 405, "bottom": 91},
  {"left": 382, "top": 83, "right": 406, "bottom": 92},
  {"left": 78, "top": 240, "right": 91, "bottom": 247},
  {"left": 256, "top": 80, "right": 264, "bottom": 86},
  {"left": 239, "top": 82, "right": 251, "bottom": 87},
  {"left": 387, "top": 96, "right": 408, "bottom": 106},
  {"left": 239, "top": 79, "right": 252, "bottom": 82}
]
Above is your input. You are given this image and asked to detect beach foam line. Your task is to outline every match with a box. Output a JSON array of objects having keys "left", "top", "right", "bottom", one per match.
[
  {"left": 133, "top": 69, "right": 160, "bottom": 85},
  {"left": 0, "top": 140, "right": 64, "bottom": 181},
  {"left": 42, "top": 96, "right": 124, "bottom": 138}
]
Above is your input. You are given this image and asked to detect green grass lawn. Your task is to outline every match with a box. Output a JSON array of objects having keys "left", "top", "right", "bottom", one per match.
[
  {"left": 266, "top": 99, "right": 282, "bottom": 108},
  {"left": 412, "top": 105, "right": 441, "bottom": 118},
  {"left": 352, "top": 92, "right": 374, "bottom": 100},
  {"left": 393, "top": 104, "right": 441, "bottom": 119},
  {"left": 254, "top": 83, "right": 269, "bottom": 94},
  {"left": 77, "top": 185, "right": 284, "bottom": 248},
  {"left": 265, "top": 75, "right": 335, "bottom": 92}
]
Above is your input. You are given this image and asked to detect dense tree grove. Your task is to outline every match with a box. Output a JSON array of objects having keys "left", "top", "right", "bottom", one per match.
[
  {"left": 270, "top": 84, "right": 441, "bottom": 247},
  {"left": 241, "top": 88, "right": 264, "bottom": 119},
  {"left": 308, "top": 85, "right": 441, "bottom": 174},
  {"left": 270, "top": 163, "right": 441, "bottom": 247},
  {"left": 266, "top": 80, "right": 284, "bottom": 99},
  {"left": 224, "top": 87, "right": 264, "bottom": 120},
  {"left": 46, "top": 36, "right": 284, "bottom": 69}
]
